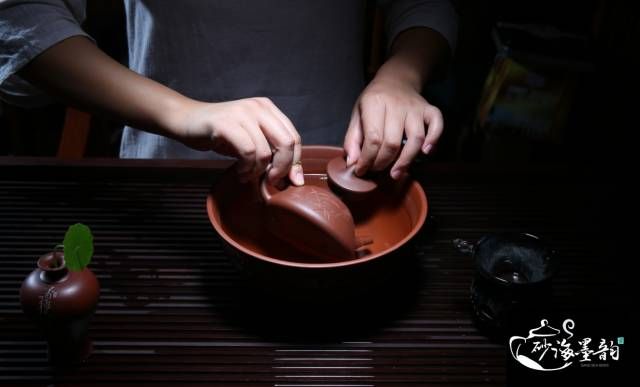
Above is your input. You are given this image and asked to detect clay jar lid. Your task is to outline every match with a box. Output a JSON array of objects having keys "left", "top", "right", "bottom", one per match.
[
  {"left": 260, "top": 177, "right": 367, "bottom": 262},
  {"left": 326, "top": 157, "right": 378, "bottom": 198}
]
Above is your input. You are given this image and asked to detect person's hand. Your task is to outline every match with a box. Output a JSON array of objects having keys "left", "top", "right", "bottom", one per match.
[
  {"left": 175, "top": 97, "right": 304, "bottom": 185},
  {"left": 343, "top": 74, "right": 443, "bottom": 180}
]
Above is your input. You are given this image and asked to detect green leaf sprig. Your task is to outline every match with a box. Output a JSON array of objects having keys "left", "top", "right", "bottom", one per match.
[{"left": 61, "top": 223, "right": 94, "bottom": 271}]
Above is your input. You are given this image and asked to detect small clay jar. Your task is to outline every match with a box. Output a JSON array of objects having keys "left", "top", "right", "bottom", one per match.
[{"left": 20, "top": 251, "right": 100, "bottom": 365}]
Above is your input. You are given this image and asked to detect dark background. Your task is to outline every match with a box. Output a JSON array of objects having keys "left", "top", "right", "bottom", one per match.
[
  {"left": 0, "top": 2, "right": 635, "bottom": 384},
  {"left": 0, "top": 0, "right": 637, "bottom": 167}
]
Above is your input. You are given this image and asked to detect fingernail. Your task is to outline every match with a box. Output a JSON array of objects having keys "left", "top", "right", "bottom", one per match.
[
  {"left": 390, "top": 169, "right": 402, "bottom": 180},
  {"left": 294, "top": 168, "right": 305, "bottom": 186},
  {"left": 346, "top": 155, "right": 351, "bottom": 165},
  {"left": 422, "top": 143, "right": 433, "bottom": 154}
]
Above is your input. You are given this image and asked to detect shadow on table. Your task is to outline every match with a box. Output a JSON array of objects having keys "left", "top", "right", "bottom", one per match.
[{"left": 207, "top": 254, "right": 426, "bottom": 343}]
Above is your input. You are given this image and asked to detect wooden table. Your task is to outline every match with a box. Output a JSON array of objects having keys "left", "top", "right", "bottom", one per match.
[{"left": 0, "top": 158, "right": 630, "bottom": 386}]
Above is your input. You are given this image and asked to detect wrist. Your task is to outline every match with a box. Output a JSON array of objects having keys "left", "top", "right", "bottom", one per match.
[
  {"left": 373, "top": 56, "right": 424, "bottom": 93},
  {"left": 154, "top": 93, "right": 202, "bottom": 139}
]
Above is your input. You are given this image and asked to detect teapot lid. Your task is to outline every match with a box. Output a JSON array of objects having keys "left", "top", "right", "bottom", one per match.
[
  {"left": 326, "top": 157, "right": 377, "bottom": 194},
  {"left": 528, "top": 319, "right": 560, "bottom": 337}
]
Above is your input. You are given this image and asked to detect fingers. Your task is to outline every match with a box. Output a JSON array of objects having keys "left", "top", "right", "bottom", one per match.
[
  {"left": 260, "top": 98, "right": 304, "bottom": 186},
  {"left": 237, "top": 120, "right": 273, "bottom": 181},
  {"left": 222, "top": 123, "right": 264, "bottom": 182},
  {"left": 247, "top": 98, "right": 297, "bottom": 185},
  {"left": 422, "top": 105, "right": 443, "bottom": 154},
  {"left": 352, "top": 98, "right": 405, "bottom": 176},
  {"left": 371, "top": 106, "right": 403, "bottom": 171},
  {"left": 354, "top": 96, "right": 385, "bottom": 176},
  {"left": 388, "top": 104, "right": 441, "bottom": 179},
  {"left": 391, "top": 111, "right": 425, "bottom": 179},
  {"left": 343, "top": 108, "right": 363, "bottom": 167}
]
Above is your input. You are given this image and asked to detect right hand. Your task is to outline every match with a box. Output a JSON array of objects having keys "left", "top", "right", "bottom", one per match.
[{"left": 174, "top": 97, "right": 304, "bottom": 185}]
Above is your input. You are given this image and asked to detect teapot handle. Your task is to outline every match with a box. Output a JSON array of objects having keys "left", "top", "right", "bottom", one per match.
[
  {"left": 509, "top": 335, "right": 526, "bottom": 359},
  {"left": 259, "top": 176, "right": 273, "bottom": 203},
  {"left": 453, "top": 238, "right": 475, "bottom": 255}
]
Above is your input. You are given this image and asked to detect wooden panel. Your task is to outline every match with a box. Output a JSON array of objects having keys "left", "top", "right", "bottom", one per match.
[{"left": 57, "top": 108, "right": 91, "bottom": 159}]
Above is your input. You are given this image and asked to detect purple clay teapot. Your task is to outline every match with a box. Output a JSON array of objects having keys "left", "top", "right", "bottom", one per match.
[{"left": 260, "top": 177, "right": 371, "bottom": 262}]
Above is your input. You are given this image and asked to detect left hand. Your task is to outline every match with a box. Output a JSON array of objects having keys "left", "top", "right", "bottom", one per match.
[{"left": 343, "top": 74, "right": 443, "bottom": 180}]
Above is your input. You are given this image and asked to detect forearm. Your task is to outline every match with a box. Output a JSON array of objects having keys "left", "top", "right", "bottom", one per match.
[
  {"left": 19, "top": 36, "right": 194, "bottom": 139},
  {"left": 375, "top": 27, "right": 449, "bottom": 92},
  {"left": 18, "top": 35, "right": 303, "bottom": 183}
]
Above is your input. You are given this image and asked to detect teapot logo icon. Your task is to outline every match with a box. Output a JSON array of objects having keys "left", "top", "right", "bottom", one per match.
[{"left": 509, "top": 319, "right": 575, "bottom": 371}]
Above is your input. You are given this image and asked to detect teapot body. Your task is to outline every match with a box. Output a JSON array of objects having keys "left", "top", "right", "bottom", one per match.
[
  {"left": 257, "top": 153, "right": 389, "bottom": 263},
  {"left": 264, "top": 183, "right": 358, "bottom": 261}
]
